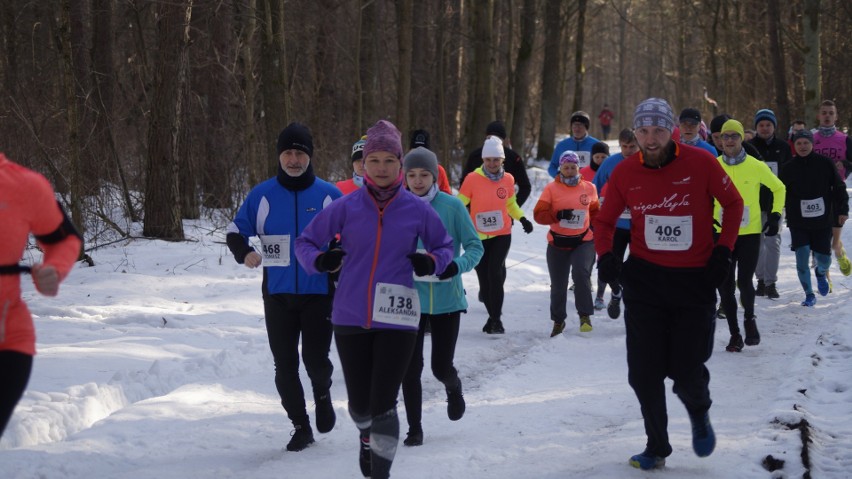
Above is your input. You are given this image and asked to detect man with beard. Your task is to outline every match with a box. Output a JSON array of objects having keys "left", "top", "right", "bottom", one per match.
[{"left": 593, "top": 98, "right": 743, "bottom": 470}]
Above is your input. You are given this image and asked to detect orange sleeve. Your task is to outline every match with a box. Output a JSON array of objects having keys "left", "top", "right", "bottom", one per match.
[{"left": 438, "top": 165, "right": 452, "bottom": 194}]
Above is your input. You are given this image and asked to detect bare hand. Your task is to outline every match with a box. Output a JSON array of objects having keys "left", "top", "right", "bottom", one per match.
[
  {"left": 839, "top": 215, "right": 848, "bottom": 227},
  {"left": 244, "top": 251, "right": 262, "bottom": 268},
  {"left": 32, "top": 264, "right": 60, "bottom": 296}
]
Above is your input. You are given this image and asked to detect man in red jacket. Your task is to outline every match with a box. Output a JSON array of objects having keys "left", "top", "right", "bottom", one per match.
[{"left": 593, "top": 98, "right": 743, "bottom": 470}]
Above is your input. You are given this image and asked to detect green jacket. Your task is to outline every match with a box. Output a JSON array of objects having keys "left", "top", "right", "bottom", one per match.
[
  {"left": 415, "top": 192, "right": 484, "bottom": 314},
  {"left": 714, "top": 153, "right": 786, "bottom": 235}
]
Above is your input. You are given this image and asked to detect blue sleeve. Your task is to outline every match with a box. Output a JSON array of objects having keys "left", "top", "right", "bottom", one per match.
[
  {"left": 549, "top": 140, "right": 566, "bottom": 178},
  {"left": 593, "top": 156, "right": 614, "bottom": 193}
]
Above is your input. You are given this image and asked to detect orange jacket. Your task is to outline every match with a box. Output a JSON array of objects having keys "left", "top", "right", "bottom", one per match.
[
  {"left": 534, "top": 177, "right": 599, "bottom": 246},
  {"left": 457, "top": 168, "right": 524, "bottom": 239},
  {"left": 1, "top": 154, "right": 81, "bottom": 355}
]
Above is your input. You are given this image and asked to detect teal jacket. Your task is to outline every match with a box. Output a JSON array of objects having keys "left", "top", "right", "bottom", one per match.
[{"left": 415, "top": 192, "right": 484, "bottom": 315}]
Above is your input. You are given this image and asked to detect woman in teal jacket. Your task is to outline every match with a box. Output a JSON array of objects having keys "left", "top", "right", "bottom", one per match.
[{"left": 400, "top": 147, "right": 484, "bottom": 447}]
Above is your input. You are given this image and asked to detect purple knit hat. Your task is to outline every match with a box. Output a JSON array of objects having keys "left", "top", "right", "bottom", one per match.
[
  {"left": 559, "top": 151, "right": 580, "bottom": 166},
  {"left": 363, "top": 120, "right": 403, "bottom": 160}
]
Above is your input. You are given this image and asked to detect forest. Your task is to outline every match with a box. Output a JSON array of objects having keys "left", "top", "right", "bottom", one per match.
[{"left": 0, "top": 0, "right": 849, "bottom": 242}]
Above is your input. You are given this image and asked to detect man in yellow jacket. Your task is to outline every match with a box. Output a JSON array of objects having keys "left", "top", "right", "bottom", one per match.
[{"left": 714, "top": 119, "right": 786, "bottom": 352}]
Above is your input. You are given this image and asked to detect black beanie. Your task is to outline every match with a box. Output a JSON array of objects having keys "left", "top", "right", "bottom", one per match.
[
  {"left": 591, "top": 142, "right": 610, "bottom": 157},
  {"left": 276, "top": 122, "right": 314, "bottom": 157},
  {"left": 485, "top": 120, "right": 507, "bottom": 140},
  {"left": 410, "top": 129, "right": 430, "bottom": 149},
  {"left": 709, "top": 114, "right": 732, "bottom": 134}
]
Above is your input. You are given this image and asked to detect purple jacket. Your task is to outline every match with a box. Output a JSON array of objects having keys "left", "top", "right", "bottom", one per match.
[{"left": 295, "top": 187, "right": 454, "bottom": 330}]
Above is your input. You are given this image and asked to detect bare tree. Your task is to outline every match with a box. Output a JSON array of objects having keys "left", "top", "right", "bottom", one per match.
[
  {"left": 802, "top": 0, "right": 821, "bottom": 121},
  {"left": 509, "top": 0, "right": 537, "bottom": 156},
  {"left": 571, "top": 0, "right": 587, "bottom": 112},
  {"left": 537, "top": 0, "right": 562, "bottom": 162},
  {"left": 143, "top": 0, "right": 194, "bottom": 240},
  {"left": 396, "top": 0, "right": 413, "bottom": 138},
  {"left": 462, "top": 0, "right": 495, "bottom": 158}
]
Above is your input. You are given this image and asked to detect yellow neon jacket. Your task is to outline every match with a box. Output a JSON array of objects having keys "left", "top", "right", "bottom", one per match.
[{"left": 713, "top": 153, "right": 786, "bottom": 235}]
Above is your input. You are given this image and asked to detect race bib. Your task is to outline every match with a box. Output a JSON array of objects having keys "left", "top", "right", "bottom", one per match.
[
  {"left": 259, "top": 235, "right": 290, "bottom": 266},
  {"left": 372, "top": 282, "right": 421, "bottom": 327},
  {"left": 766, "top": 161, "right": 779, "bottom": 176},
  {"left": 576, "top": 151, "right": 591, "bottom": 168},
  {"left": 644, "top": 215, "right": 693, "bottom": 251},
  {"left": 800, "top": 198, "right": 825, "bottom": 218},
  {"left": 720, "top": 206, "right": 750, "bottom": 228},
  {"left": 475, "top": 210, "right": 504, "bottom": 233},
  {"left": 559, "top": 209, "right": 587, "bottom": 229},
  {"left": 619, "top": 207, "right": 631, "bottom": 220}
]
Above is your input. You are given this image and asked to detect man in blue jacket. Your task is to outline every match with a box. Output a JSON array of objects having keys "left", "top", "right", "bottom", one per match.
[
  {"left": 549, "top": 111, "right": 601, "bottom": 176},
  {"left": 226, "top": 122, "right": 342, "bottom": 452}
]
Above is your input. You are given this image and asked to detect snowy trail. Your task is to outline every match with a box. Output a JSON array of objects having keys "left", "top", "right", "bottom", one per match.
[{"left": 2, "top": 169, "right": 852, "bottom": 478}]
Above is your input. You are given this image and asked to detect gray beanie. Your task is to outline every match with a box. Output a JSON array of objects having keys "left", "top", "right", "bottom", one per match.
[
  {"left": 633, "top": 98, "right": 675, "bottom": 132},
  {"left": 403, "top": 147, "right": 439, "bottom": 181}
]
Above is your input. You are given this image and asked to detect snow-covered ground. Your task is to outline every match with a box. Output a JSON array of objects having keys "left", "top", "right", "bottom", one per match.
[{"left": 3, "top": 166, "right": 851, "bottom": 479}]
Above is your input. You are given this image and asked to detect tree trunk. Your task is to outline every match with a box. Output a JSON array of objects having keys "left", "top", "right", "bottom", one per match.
[
  {"left": 509, "top": 0, "right": 536, "bottom": 157},
  {"left": 571, "top": 0, "right": 587, "bottom": 112},
  {"left": 55, "top": 0, "right": 85, "bottom": 235},
  {"left": 241, "top": 0, "right": 260, "bottom": 189},
  {"left": 143, "top": 0, "right": 193, "bottom": 240},
  {"left": 802, "top": 0, "right": 821, "bottom": 122},
  {"left": 396, "top": 0, "right": 413, "bottom": 138},
  {"left": 463, "top": 0, "right": 495, "bottom": 159},
  {"left": 260, "top": 0, "right": 289, "bottom": 177},
  {"left": 767, "top": 0, "right": 790, "bottom": 136},
  {"left": 537, "top": 0, "right": 562, "bottom": 162}
]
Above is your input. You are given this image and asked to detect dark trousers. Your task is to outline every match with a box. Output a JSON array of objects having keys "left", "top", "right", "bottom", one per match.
[
  {"left": 0, "top": 350, "right": 33, "bottom": 438},
  {"left": 402, "top": 312, "right": 462, "bottom": 430},
  {"left": 263, "top": 293, "right": 333, "bottom": 425},
  {"left": 605, "top": 227, "right": 631, "bottom": 295},
  {"left": 474, "top": 234, "right": 512, "bottom": 320},
  {"left": 336, "top": 329, "right": 417, "bottom": 479},
  {"left": 719, "top": 234, "right": 761, "bottom": 333},
  {"left": 621, "top": 257, "right": 716, "bottom": 458}
]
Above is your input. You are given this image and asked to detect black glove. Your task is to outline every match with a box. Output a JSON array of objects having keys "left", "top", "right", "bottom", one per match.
[
  {"left": 597, "top": 252, "right": 622, "bottom": 286},
  {"left": 707, "top": 245, "right": 732, "bottom": 288},
  {"left": 437, "top": 260, "right": 459, "bottom": 280},
  {"left": 407, "top": 253, "right": 436, "bottom": 276},
  {"left": 556, "top": 209, "right": 575, "bottom": 221},
  {"left": 762, "top": 212, "right": 781, "bottom": 237},
  {"left": 520, "top": 217, "right": 534, "bottom": 234},
  {"left": 316, "top": 249, "right": 346, "bottom": 273}
]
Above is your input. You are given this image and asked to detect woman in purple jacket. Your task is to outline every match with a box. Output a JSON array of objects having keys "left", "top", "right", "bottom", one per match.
[{"left": 295, "top": 120, "right": 453, "bottom": 479}]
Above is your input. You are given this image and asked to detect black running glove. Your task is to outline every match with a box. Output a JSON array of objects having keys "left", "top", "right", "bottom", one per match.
[
  {"left": 437, "top": 260, "right": 459, "bottom": 280},
  {"left": 597, "top": 252, "right": 622, "bottom": 286},
  {"left": 520, "top": 217, "right": 534, "bottom": 234},
  {"left": 316, "top": 249, "right": 346, "bottom": 273},
  {"left": 407, "top": 253, "right": 436, "bottom": 276},
  {"left": 762, "top": 212, "right": 781, "bottom": 237},
  {"left": 706, "top": 245, "right": 732, "bottom": 288},
  {"left": 556, "top": 209, "right": 575, "bottom": 221}
]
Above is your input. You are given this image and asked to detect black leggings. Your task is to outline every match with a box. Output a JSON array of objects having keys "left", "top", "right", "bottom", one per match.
[
  {"left": 0, "top": 350, "right": 33, "bottom": 438},
  {"left": 263, "top": 293, "right": 334, "bottom": 424},
  {"left": 402, "top": 312, "right": 462, "bottom": 430},
  {"left": 474, "top": 234, "right": 512, "bottom": 320},
  {"left": 719, "top": 234, "right": 761, "bottom": 332}
]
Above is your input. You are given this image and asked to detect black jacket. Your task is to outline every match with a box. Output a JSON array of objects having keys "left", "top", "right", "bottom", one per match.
[
  {"left": 779, "top": 152, "right": 849, "bottom": 229},
  {"left": 461, "top": 146, "right": 532, "bottom": 206},
  {"left": 747, "top": 135, "right": 792, "bottom": 212}
]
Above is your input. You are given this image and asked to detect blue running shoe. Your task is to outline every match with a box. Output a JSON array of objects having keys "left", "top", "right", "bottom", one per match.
[
  {"left": 815, "top": 268, "right": 829, "bottom": 296},
  {"left": 689, "top": 412, "right": 716, "bottom": 457},
  {"left": 594, "top": 296, "right": 605, "bottom": 310},
  {"left": 629, "top": 451, "right": 665, "bottom": 470},
  {"left": 801, "top": 294, "right": 817, "bottom": 307}
]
